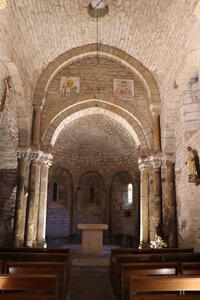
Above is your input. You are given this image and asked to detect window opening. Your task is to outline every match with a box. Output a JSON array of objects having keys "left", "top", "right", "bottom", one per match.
[
  {"left": 90, "top": 184, "right": 95, "bottom": 203},
  {"left": 53, "top": 182, "right": 58, "bottom": 201},
  {"left": 128, "top": 183, "right": 133, "bottom": 203}
]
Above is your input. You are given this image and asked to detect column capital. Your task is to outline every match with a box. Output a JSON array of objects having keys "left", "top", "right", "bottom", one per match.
[
  {"left": 33, "top": 97, "right": 46, "bottom": 111},
  {"left": 150, "top": 104, "right": 161, "bottom": 116},
  {"left": 150, "top": 155, "right": 162, "bottom": 169},
  {"left": 29, "top": 150, "right": 43, "bottom": 163},
  {"left": 138, "top": 157, "right": 149, "bottom": 170},
  {"left": 40, "top": 153, "right": 53, "bottom": 167},
  {"left": 162, "top": 154, "right": 175, "bottom": 167},
  {"left": 17, "top": 147, "right": 31, "bottom": 162}
]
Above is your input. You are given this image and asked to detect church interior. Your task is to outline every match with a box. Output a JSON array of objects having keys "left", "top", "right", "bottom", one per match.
[{"left": 1, "top": 0, "right": 200, "bottom": 299}]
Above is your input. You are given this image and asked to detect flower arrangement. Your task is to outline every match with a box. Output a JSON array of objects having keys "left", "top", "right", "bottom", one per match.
[{"left": 150, "top": 234, "right": 168, "bottom": 248}]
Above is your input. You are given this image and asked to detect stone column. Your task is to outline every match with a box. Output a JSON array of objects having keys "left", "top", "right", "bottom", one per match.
[
  {"left": 105, "top": 184, "right": 111, "bottom": 227},
  {"left": 37, "top": 153, "right": 53, "bottom": 247},
  {"left": 151, "top": 105, "right": 161, "bottom": 151},
  {"left": 25, "top": 150, "right": 42, "bottom": 247},
  {"left": 32, "top": 98, "right": 46, "bottom": 147},
  {"left": 138, "top": 157, "right": 149, "bottom": 248},
  {"left": 14, "top": 148, "right": 30, "bottom": 247},
  {"left": 150, "top": 156, "right": 162, "bottom": 240},
  {"left": 166, "top": 158, "right": 177, "bottom": 247}
]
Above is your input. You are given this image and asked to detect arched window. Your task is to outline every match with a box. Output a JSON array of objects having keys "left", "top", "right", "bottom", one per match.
[
  {"left": 128, "top": 183, "right": 133, "bottom": 203},
  {"left": 53, "top": 182, "right": 58, "bottom": 201},
  {"left": 89, "top": 184, "right": 95, "bottom": 203}
]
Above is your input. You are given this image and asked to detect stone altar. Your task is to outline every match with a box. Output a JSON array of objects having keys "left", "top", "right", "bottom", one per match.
[{"left": 77, "top": 224, "right": 108, "bottom": 253}]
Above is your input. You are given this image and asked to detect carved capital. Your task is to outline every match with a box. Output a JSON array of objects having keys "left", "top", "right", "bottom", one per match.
[
  {"left": 150, "top": 156, "right": 162, "bottom": 169},
  {"left": 138, "top": 157, "right": 149, "bottom": 170},
  {"left": 33, "top": 97, "right": 46, "bottom": 111},
  {"left": 29, "top": 150, "right": 43, "bottom": 163},
  {"left": 162, "top": 154, "right": 175, "bottom": 168},
  {"left": 150, "top": 104, "right": 161, "bottom": 117},
  {"left": 17, "top": 147, "right": 31, "bottom": 163},
  {"left": 40, "top": 153, "right": 53, "bottom": 167}
]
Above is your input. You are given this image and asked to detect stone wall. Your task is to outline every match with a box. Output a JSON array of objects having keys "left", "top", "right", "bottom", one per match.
[
  {"left": 110, "top": 171, "right": 139, "bottom": 239},
  {"left": 46, "top": 167, "right": 73, "bottom": 241},
  {"left": 175, "top": 81, "right": 200, "bottom": 251}
]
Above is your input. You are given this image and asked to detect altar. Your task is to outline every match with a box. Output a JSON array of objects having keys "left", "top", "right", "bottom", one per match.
[{"left": 77, "top": 224, "right": 108, "bottom": 253}]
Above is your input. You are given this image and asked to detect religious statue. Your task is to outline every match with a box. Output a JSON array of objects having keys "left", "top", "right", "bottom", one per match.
[{"left": 185, "top": 146, "right": 199, "bottom": 180}]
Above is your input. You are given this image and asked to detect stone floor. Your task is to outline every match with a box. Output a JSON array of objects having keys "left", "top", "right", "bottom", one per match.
[{"left": 63, "top": 244, "right": 118, "bottom": 300}]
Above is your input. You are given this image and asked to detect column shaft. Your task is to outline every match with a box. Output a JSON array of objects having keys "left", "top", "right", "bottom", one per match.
[
  {"left": 14, "top": 157, "right": 26, "bottom": 247},
  {"left": 167, "top": 161, "right": 177, "bottom": 247},
  {"left": 25, "top": 152, "right": 41, "bottom": 247},
  {"left": 138, "top": 158, "right": 149, "bottom": 248}
]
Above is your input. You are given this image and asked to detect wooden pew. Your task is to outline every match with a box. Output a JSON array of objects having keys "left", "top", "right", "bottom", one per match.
[
  {"left": 163, "top": 253, "right": 200, "bottom": 263},
  {"left": 0, "top": 247, "right": 69, "bottom": 253},
  {"left": 119, "top": 262, "right": 179, "bottom": 300},
  {"left": 110, "top": 248, "right": 193, "bottom": 284},
  {"left": 0, "top": 252, "right": 69, "bottom": 262},
  {"left": 4, "top": 261, "right": 68, "bottom": 300},
  {"left": 129, "top": 275, "right": 200, "bottom": 300},
  {"left": 111, "top": 254, "right": 162, "bottom": 290},
  {"left": 0, "top": 261, "right": 3, "bottom": 274},
  {"left": 180, "top": 262, "right": 200, "bottom": 275},
  {"left": 0, "top": 274, "right": 60, "bottom": 300}
]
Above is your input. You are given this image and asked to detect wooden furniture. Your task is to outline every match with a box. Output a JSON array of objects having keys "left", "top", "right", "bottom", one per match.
[
  {"left": 4, "top": 261, "right": 68, "bottom": 300},
  {"left": 0, "top": 274, "right": 60, "bottom": 300},
  {"left": 77, "top": 224, "right": 108, "bottom": 253},
  {"left": 119, "top": 262, "right": 179, "bottom": 300},
  {"left": 129, "top": 275, "right": 200, "bottom": 300}
]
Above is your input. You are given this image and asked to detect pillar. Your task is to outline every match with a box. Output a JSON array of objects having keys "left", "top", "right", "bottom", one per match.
[
  {"left": 105, "top": 184, "right": 111, "bottom": 227},
  {"left": 150, "top": 156, "right": 162, "bottom": 240},
  {"left": 138, "top": 157, "right": 149, "bottom": 248},
  {"left": 166, "top": 158, "right": 177, "bottom": 247},
  {"left": 37, "top": 153, "right": 53, "bottom": 247},
  {"left": 151, "top": 105, "right": 161, "bottom": 151},
  {"left": 14, "top": 148, "right": 30, "bottom": 247},
  {"left": 32, "top": 98, "right": 46, "bottom": 147},
  {"left": 25, "top": 150, "right": 42, "bottom": 247}
]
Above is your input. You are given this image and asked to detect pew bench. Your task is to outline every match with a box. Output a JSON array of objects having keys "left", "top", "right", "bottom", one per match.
[
  {"left": 0, "top": 252, "right": 69, "bottom": 262},
  {"left": 0, "top": 274, "right": 60, "bottom": 300},
  {"left": 119, "top": 262, "right": 179, "bottom": 300},
  {"left": 4, "top": 261, "right": 68, "bottom": 300},
  {"left": 180, "top": 262, "right": 200, "bottom": 275},
  {"left": 129, "top": 275, "right": 200, "bottom": 300}
]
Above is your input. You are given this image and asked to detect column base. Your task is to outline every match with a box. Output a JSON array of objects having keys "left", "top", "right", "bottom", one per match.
[
  {"left": 36, "top": 239, "right": 47, "bottom": 248},
  {"left": 139, "top": 240, "right": 149, "bottom": 249}
]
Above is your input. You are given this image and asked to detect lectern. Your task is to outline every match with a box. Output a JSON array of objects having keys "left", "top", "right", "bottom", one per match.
[{"left": 77, "top": 224, "right": 108, "bottom": 253}]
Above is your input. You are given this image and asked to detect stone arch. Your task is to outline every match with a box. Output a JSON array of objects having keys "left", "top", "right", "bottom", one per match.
[
  {"left": 42, "top": 101, "right": 152, "bottom": 156},
  {"left": 34, "top": 44, "right": 160, "bottom": 106},
  {"left": 0, "top": 39, "right": 32, "bottom": 147}
]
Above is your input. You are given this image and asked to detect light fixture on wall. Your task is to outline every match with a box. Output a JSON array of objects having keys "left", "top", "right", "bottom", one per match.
[{"left": 0, "top": 0, "right": 7, "bottom": 9}]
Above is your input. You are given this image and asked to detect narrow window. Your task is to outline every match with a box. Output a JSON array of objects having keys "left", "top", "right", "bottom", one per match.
[
  {"left": 53, "top": 182, "right": 58, "bottom": 201},
  {"left": 128, "top": 183, "right": 133, "bottom": 203},
  {"left": 90, "top": 184, "right": 95, "bottom": 203}
]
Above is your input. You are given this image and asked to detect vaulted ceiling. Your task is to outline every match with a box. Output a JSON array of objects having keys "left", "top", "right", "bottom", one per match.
[{"left": 1, "top": 0, "right": 200, "bottom": 98}]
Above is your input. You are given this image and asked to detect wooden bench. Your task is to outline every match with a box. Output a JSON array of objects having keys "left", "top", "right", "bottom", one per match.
[
  {"left": 180, "top": 262, "right": 200, "bottom": 275},
  {"left": 110, "top": 248, "right": 193, "bottom": 284},
  {"left": 0, "top": 252, "right": 69, "bottom": 262},
  {"left": 129, "top": 275, "right": 200, "bottom": 300},
  {"left": 111, "top": 254, "right": 162, "bottom": 290},
  {"left": 4, "top": 261, "right": 68, "bottom": 300},
  {"left": 0, "top": 274, "right": 60, "bottom": 300},
  {"left": 163, "top": 253, "right": 200, "bottom": 263},
  {"left": 0, "top": 261, "right": 3, "bottom": 274},
  {"left": 0, "top": 247, "right": 69, "bottom": 253},
  {"left": 119, "top": 262, "right": 179, "bottom": 300}
]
